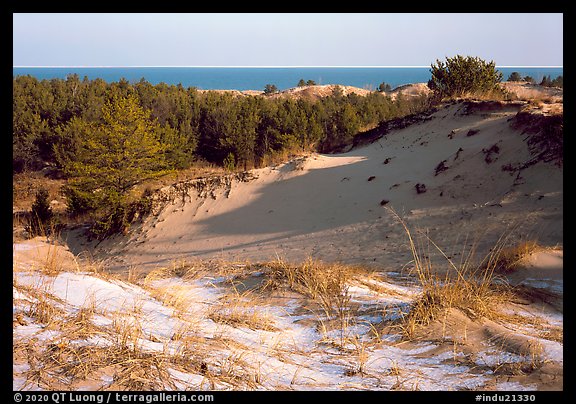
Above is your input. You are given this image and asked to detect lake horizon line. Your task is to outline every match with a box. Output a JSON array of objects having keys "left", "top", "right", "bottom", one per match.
[{"left": 13, "top": 65, "right": 564, "bottom": 69}]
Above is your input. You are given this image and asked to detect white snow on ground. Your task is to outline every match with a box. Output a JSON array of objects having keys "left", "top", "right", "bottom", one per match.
[
  {"left": 13, "top": 364, "right": 30, "bottom": 391},
  {"left": 348, "top": 282, "right": 417, "bottom": 306},
  {"left": 13, "top": 240, "right": 563, "bottom": 391},
  {"left": 528, "top": 337, "right": 563, "bottom": 363},
  {"left": 496, "top": 381, "right": 538, "bottom": 391},
  {"left": 365, "top": 345, "right": 489, "bottom": 391},
  {"left": 520, "top": 279, "right": 563, "bottom": 294},
  {"left": 476, "top": 351, "right": 528, "bottom": 367},
  {"left": 13, "top": 289, "right": 34, "bottom": 302},
  {"left": 501, "top": 306, "right": 564, "bottom": 329},
  {"left": 167, "top": 368, "right": 206, "bottom": 390}
]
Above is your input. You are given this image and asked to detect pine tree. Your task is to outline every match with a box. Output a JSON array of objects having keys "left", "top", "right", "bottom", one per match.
[
  {"left": 28, "top": 188, "right": 53, "bottom": 236},
  {"left": 540, "top": 75, "right": 552, "bottom": 87},
  {"left": 428, "top": 55, "right": 503, "bottom": 99},
  {"left": 551, "top": 75, "right": 563, "bottom": 88},
  {"left": 378, "top": 82, "right": 392, "bottom": 92},
  {"left": 264, "top": 84, "right": 278, "bottom": 95},
  {"left": 60, "top": 94, "right": 171, "bottom": 216}
]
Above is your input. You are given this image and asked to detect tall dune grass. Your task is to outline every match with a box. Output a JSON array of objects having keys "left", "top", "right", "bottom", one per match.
[{"left": 387, "top": 208, "right": 513, "bottom": 338}]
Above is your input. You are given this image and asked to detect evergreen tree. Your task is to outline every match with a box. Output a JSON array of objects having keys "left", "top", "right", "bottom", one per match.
[
  {"left": 264, "top": 84, "right": 279, "bottom": 95},
  {"left": 28, "top": 188, "right": 53, "bottom": 236},
  {"left": 428, "top": 55, "right": 504, "bottom": 99},
  {"left": 220, "top": 97, "right": 261, "bottom": 171},
  {"left": 60, "top": 94, "right": 171, "bottom": 217},
  {"left": 297, "top": 79, "right": 306, "bottom": 87},
  {"left": 378, "top": 82, "right": 392, "bottom": 92},
  {"left": 14, "top": 75, "right": 433, "bottom": 177},
  {"left": 551, "top": 75, "right": 563, "bottom": 88},
  {"left": 540, "top": 75, "right": 552, "bottom": 87},
  {"left": 523, "top": 76, "right": 535, "bottom": 84},
  {"left": 507, "top": 72, "right": 522, "bottom": 81}
]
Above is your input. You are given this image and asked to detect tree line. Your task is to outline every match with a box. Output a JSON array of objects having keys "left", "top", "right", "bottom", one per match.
[
  {"left": 507, "top": 71, "right": 563, "bottom": 87},
  {"left": 13, "top": 74, "right": 431, "bottom": 175}
]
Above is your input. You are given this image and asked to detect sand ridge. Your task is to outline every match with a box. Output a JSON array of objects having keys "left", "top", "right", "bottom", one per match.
[{"left": 73, "top": 99, "right": 562, "bottom": 277}]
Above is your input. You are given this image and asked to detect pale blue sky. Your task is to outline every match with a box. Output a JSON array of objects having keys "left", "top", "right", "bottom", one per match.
[{"left": 13, "top": 13, "right": 563, "bottom": 67}]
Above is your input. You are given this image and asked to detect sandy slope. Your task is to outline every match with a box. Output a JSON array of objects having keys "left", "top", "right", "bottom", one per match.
[{"left": 80, "top": 100, "right": 562, "bottom": 280}]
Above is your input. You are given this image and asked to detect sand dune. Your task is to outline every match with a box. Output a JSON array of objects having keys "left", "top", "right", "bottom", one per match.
[
  {"left": 501, "top": 81, "right": 563, "bottom": 103},
  {"left": 72, "top": 100, "right": 562, "bottom": 281},
  {"left": 196, "top": 81, "right": 560, "bottom": 105},
  {"left": 196, "top": 83, "right": 431, "bottom": 101}
]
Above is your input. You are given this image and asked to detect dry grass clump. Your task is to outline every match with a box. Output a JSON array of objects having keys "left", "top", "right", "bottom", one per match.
[
  {"left": 491, "top": 360, "right": 542, "bottom": 376},
  {"left": 64, "top": 309, "right": 104, "bottom": 340},
  {"left": 113, "top": 353, "right": 178, "bottom": 390},
  {"left": 501, "top": 82, "right": 562, "bottom": 104},
  {"left": 146, "top": 284, "right": 195, "bottom": 319},
  {"left": 143, "top": 260, "right": 201, "bottom": 284},
  {"left": 458, "top": 90, "right": 514, "bottom": 102},
  {"left": 16, "top": 311, "right": 210, "bottom": 390},
  {"left": 18, "top": 338, "right": 208, "bottom": 390},
  {"left": 27, "top": 296, "right": 65, "bottom": 328},
  {"left": 111, "top": 317, "right": 144, "bottom": 352},
  {"left": 491, "top": 240, "right": 540, "bottom": 274},
  {"left": 45, "top": 344, "right": 113, "bottom": 382},
  {"left": 255, "top": 258, "right": 367, "bottom": 347},
  {"left": 388, "top": 208, "right": 513, "bottom": 338},
  {"left": 15, "top": 298, "right": 202, "bottom": 389},
  {"left": 79, "top": 256, "right": 107, "bottom": 276},
  {"left": 142, "top": 262, "right": 207, "bottom": 318},
  {"left": 257, "top": 258, "right": 361, "bottom": 317},
  {"left": 260, "top": 149, "right": 305, "bottom": 170},
  {"left": 342, "top": 336, "right": 370, "bottom": 377},
  {"left": 170, "top": 323, "right": 199, "bottom": 343},
  {"left": 38, "top": 243, "right": 66, "bottom": 275},
  {"left": 213, "top": 352, "right": 261, "bottom": 389},
  {"left": 143, "top": 258, "right": 250, "bottom": 286},
  {"left": 208, "top": 289, "right": 278, "bottom": 332},
  {"left": 15, "top": 249, "right": 275, "bottom": 390},
  {"left": 14, "top": 277, "right": 66, "bottom": 329},
  {"left": 498, "top": 311, "right": 563, "bottom": 344}
]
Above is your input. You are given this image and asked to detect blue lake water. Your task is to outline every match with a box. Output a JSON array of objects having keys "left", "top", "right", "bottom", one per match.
[{"left": 13, "top": 67, "right": 563, "bottom": 91}]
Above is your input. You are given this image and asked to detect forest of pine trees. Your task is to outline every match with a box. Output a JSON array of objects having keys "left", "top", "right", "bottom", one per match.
[{"left": 13, "top": 74, "right": 431, "bottom": 174}]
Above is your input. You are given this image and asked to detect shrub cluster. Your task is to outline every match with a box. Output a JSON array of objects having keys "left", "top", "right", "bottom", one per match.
[{"left": 428, "top": 55, "right": 506, "bottom": 99}]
